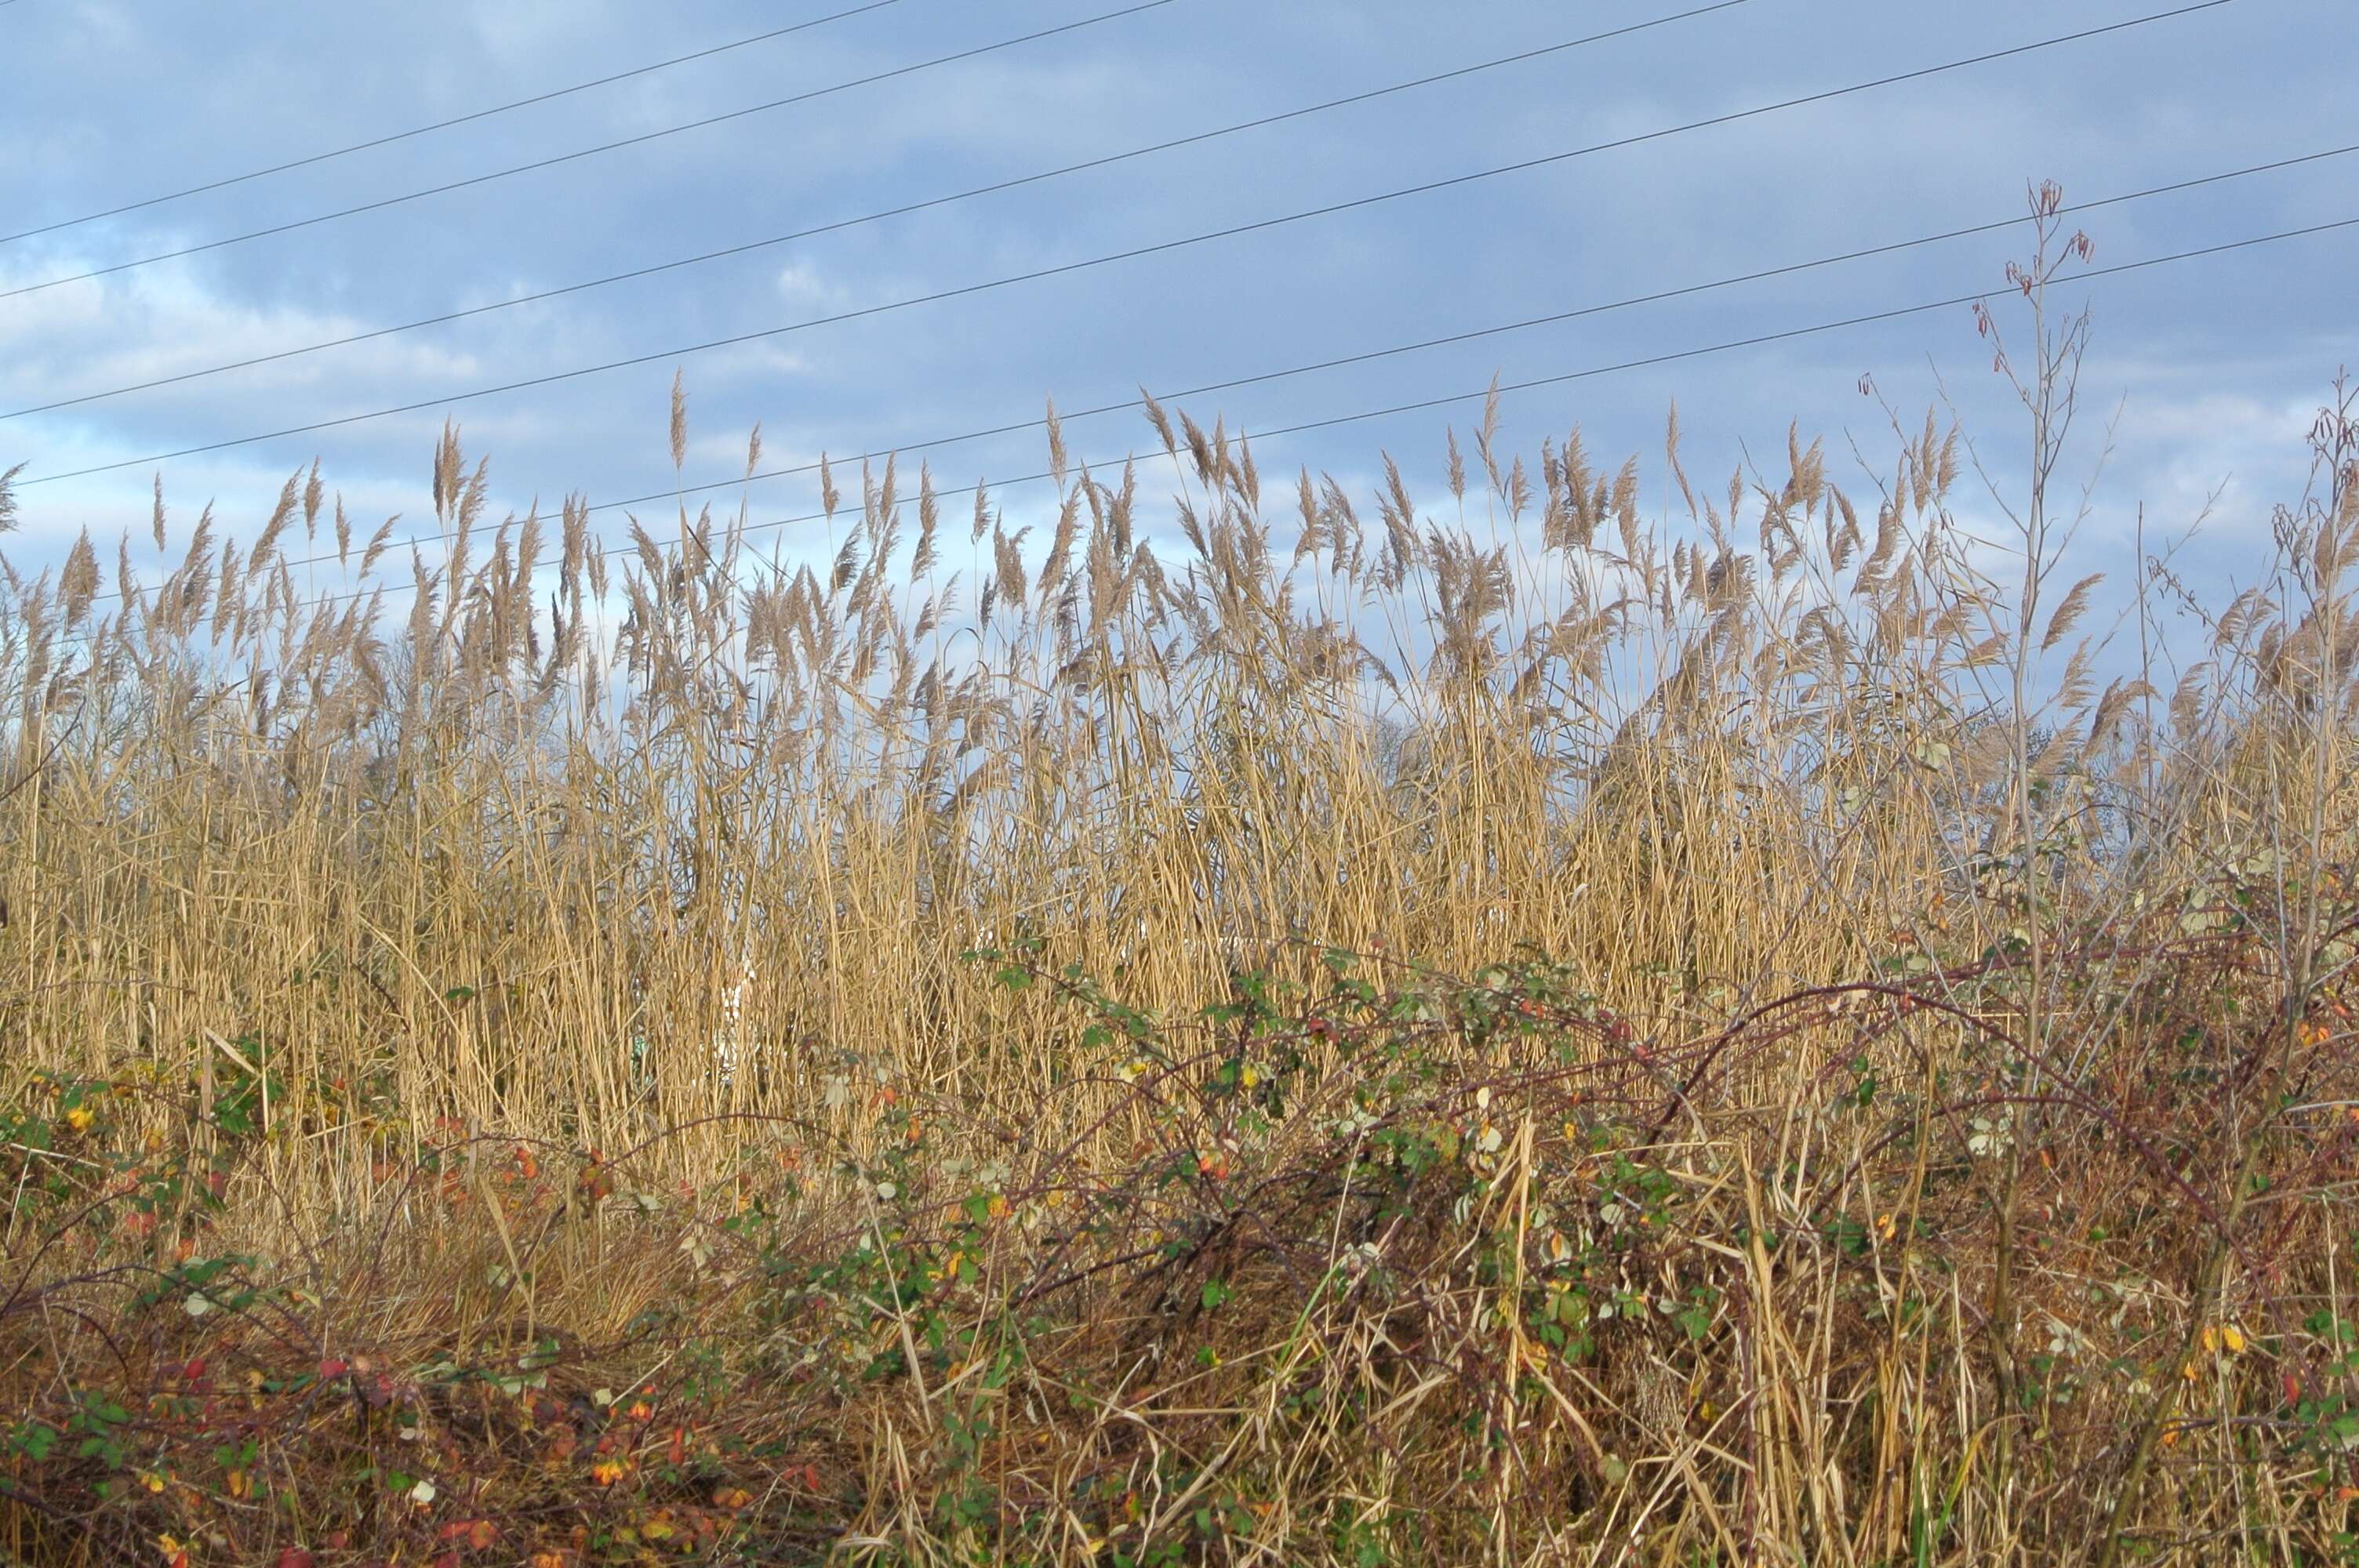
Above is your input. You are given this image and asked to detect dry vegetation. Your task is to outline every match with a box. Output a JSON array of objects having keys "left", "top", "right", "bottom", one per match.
[{"left": 0, "top": 211, "right": 2354, "bottom": 1566}]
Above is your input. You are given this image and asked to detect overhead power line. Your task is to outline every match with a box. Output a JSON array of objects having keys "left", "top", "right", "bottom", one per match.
[
  {"left": 0, "top": 0, "right": 1182, "bottom": 303},
  {"left": 568, "top": 149, "right": 2353, "bottom": 523},
  {"left": 11, "top": 0, "right": 2249, "bottom": 490},
  {"left": 0, "top": 0, "right": 1755, "bottom": 421},
  {"left": 71, "top": 186, "right": 2355, "bottom": 612},
  {"left": 1222, "top": 225, "right": 2354, "bottom": 441},
  {"left": 0, "top": 0, "right": 906, "bottom": 249},
  {"left": 75, "top": 212, "right": 2350, "bottom": 637}
]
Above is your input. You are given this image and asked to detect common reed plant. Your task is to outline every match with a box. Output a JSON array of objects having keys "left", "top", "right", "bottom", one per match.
[{"left": 0, "top": 208, "right": 2352, "bottom": 1564}]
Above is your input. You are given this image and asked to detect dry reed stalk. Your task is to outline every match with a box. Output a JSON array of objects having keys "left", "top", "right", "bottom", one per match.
[{"left": 0, "top": 273, "right": 2352, "bottom": 1563}]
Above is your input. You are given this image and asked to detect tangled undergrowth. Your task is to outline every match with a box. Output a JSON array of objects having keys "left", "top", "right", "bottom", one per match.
[{"left": 5, "top": 920, "right": 2359, "bottom": 1566}]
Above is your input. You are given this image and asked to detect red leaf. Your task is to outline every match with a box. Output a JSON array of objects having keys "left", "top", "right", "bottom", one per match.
[
  {"left": 318, "top": 1358, "right": 348, "bottom": 1380},
  {"left": 275, "top": 1551, "right": 314, "bottom": 1568}
]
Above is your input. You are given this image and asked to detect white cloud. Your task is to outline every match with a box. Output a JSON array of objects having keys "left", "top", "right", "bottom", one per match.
[{"left": 772, "top": 261, "right": 845, "bottom": 309}]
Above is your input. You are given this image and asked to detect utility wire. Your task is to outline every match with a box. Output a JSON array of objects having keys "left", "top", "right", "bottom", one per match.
[
  {"left": 0, "top": 1, "right": 906, "bottom": 249},
  {"left": 9, "top": 0, "right": 2252, "bottom": 490},
  {"left": 570, "top": 147, "right": 2354, "bottom": 522},
  {"left": 0, "top": 0, "right": 1754, "bottom": 421},
  {"left": 73, "top": 199, "right": 2355, "bottom": 611},
  {"left": 1228, "top": 222, "right": 2355, "bottom": 443},
  {"left": 0, "top": 0, "right": 1182, "bottom": 303}
]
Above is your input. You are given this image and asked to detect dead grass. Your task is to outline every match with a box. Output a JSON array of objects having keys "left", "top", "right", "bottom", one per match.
[{"left": 0, "top": 212, "right": 2354, "bottom": 1564}]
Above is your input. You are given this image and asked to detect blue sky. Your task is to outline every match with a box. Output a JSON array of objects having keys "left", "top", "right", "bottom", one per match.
[{"left": 0, "top": 0, "right": 2350, "bottom": 631}]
